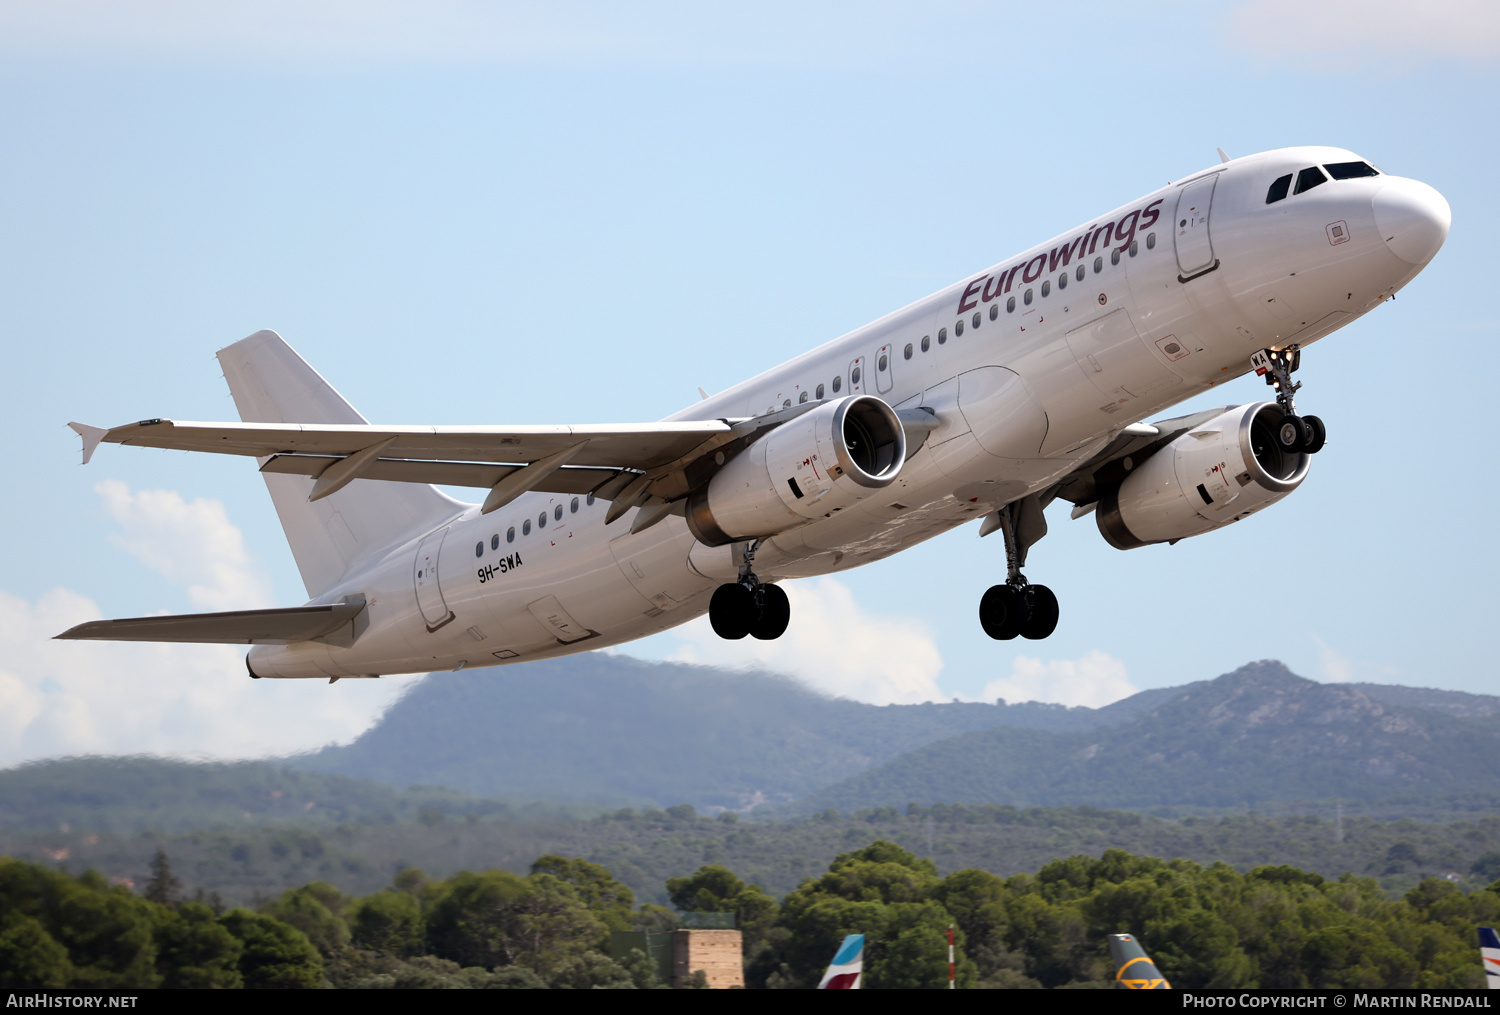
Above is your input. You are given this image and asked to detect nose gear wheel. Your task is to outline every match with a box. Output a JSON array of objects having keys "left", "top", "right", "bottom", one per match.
[{"left": 1254, "top": 344, "right": 1327, "bottom": 455}]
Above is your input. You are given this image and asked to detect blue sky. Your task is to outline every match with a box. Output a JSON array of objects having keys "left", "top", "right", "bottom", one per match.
[{"left": 2, "top": 1, "right": 1496, "bottom": 763}]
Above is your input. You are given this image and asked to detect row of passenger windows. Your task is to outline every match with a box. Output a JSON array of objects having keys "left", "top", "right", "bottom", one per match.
[
  {"left": 475, "top": 493, "right": 596, "bottom": 556},
  {"left": 777, "top": 231, "right": 1155, "bottom": 408},
  {"left": 1266, "top": 161, "right": 1379, "bottom": 204}
]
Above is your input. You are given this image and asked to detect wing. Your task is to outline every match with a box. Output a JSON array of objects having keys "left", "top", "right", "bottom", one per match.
[{"left": 54, "top": 598, "right": 366, "bottom": 646}]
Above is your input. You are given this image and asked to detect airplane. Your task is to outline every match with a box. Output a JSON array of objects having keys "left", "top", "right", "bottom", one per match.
[
  {"left": 817, "top": 934, "right": 864, "bottom": 989},
  {"left": 1479, "top": 927, "right": 1500, "bottom": 989},
  {"left": 58, "top": 146, "right": 1450, "bottom": 681},
  {"left": 1107, "top": 932, "right": 1169, "bottom": 989}
]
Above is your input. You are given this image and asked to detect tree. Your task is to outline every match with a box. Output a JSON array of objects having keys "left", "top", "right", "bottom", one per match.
[
  {"left": 665, "top": 865, "right": 778, "bottom": 947},
  {"left": 349, "top": 891, "right": 423, "bottom": 956},
  {"left": 218, "top": 910, "right": 323, "bottom": 989},
  {"left": 263, "top": 884, "right": 350, "bottom": 958},
  {"left": 143, "top": 848, "right": 180, "bottom": 908},
  {"left": 529, "top": 855, "right": 634, "bottom": 933},
  {"left": 154, "top": 902, "right": 243, "bottom": 989},
  {"left": 0, "top": 912, "right": 72, "bottom": 988},
  {"left": 424, "top": 870, "right": 604, "bottom": 978}
]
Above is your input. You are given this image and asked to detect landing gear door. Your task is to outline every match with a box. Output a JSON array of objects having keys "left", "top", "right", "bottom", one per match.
[
  {"left": 1174, "top": 175, "right": 1218, "bottom": 278},
  {"left": 413, "top": 527, "right": 454, "bottom": 631}
]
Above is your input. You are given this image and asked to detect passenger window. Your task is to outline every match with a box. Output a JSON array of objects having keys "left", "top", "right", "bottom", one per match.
[
  {"left": 538, "top": 512, "right": 546, "bottom": 529},
  {"left": 988, "top": 304, "right": 998, "bottom": 321},
  {"left": 1041, "top": 281, "right": 1051, "bottom": 297},
  {"left": 903, "top": 343, "right": 913, "bottom": 360},
  {"left": 878, "top": 353, "right": 888, "bottom": 371},
  {"left": 817, "top": 382, "right": 826, "bottom": 398},
  {"left": 833, "top": 376, "right": 842, "bottom": 392},
  {"left": 1058, "top": 272, "right": 1068, "bottom": 290},
  {"left": 783, "top": 398, "right": 791, "bottom": 408},
  {"left": 475, "top": 541, "right": 484, "bottom": 558},
  {"left": 938, "top": 327, "right": 947, "bottom": 344},
  {"left": 522, "top": 520, "right": 531, "bottom": 535},
  {"left": 507, "top": 526, "right": 516, "bottom": 542},
  {"left": 920, "top": 336, "right": 930, "bottom": 352},
  {"left": 554, "top": 504, "right": 563, "bottom": 521},
  {"left": 491, "top": 534, "right": 499, "bottom": 550},
  {"left": 1294, "top": 166, "right": 1327, "bottom": 195},
  {"left": 1024, "top": 288, "right": 1033, "bottom": 305},
  {"left": 586, "top": 493, "right": 595, "bottom": 506},
  {"left": 851, "top": 365, "right": 862, "bottom": 384},
  {"left": 570, "top": 497, "right": 579, "bottom": 513},
  {"left": 1006, "top": 296, "right": 1015, "bottom": 313},
  {"left": 1111, "top": 248, "right": 1121, "bottom": 266},
  {"left": 1146, "top": 232, "right": 1156, "bottom": 249},
  {"left": 1129, "top": 240, "right": 1138, "bottom": 257},
  {"left": 1325, "top": 161, "right": 1379, "bottom": 180},
  {"left": 954, "top": 319, "right": 964, "bottom": 337},
  {"left": 799, "top": 390, "right": 809, "bottom": 403},
  {"left": 1266, "top": 173, "right": 1292, "bottom": 203},
  {"left": 1093, "top": 256, "right": 1103, "bottom": 273},
  {"left": 1075, "top": 264, "right": 1085, "bottom": 281},
  {"left": 972, "top": 311, "right": 981, "bottom": 328}
]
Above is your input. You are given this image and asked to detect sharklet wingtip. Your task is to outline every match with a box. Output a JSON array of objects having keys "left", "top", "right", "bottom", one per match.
[{"left": 67, "top": 422, "right": 109, "bottom": 465}]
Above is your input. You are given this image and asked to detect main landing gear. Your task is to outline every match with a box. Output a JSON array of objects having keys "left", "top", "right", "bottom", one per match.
[
  {"left": 709, "top": 540, "right": 790, "bottom": 641},
  {"left": 979, "top": 501, "right": 1059, "bottom": 641},
  {"left": 1254, "top": 345, "right": 1327, "bottom": 455}
]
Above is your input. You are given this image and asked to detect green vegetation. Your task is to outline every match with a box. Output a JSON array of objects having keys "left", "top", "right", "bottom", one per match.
[{"left": 4, "top": 842, "right": 1494, "bottom": 989}]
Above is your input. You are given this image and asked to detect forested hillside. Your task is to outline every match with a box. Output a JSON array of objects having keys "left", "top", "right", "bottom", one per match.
[{"left": 792, "top": 662, "right": 1500, "bottom": 813}]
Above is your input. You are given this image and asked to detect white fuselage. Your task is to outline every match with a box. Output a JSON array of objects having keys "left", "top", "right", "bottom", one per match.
[{"left": 248, "top": 146, "right": 1446, "bottom": 678}]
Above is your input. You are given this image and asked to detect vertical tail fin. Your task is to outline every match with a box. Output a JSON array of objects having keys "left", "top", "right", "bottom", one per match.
[
  {"left": 817, "top": 934, "right": 864, "bottom": 989},
  {"left": 1108, "top": 933, "right": 1170, "bottom": 989},
  {"left": 217, "top": 330, "right": 461, "bottom": 598},
  {"left": 1479, "top": 927, "right": 1500, "bottom": 988}
]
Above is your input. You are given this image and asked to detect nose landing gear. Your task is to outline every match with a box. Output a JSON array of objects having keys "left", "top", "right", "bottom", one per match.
[
  {"left": 709, "top": 540, "right": 790, "bottom": 641},
  {"left": 979, "top": 500, "right": 1059, "bottom": 641},
  {"left": 1253, "top": 345, "right": 1326, "bottom": 455}
]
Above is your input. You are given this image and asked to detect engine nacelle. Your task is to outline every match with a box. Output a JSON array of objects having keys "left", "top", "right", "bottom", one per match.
[
  {"left": 687, "top": 395, "right": 906, "bottom": 546},
  {"left": 1097, "top": 402, "right": 1310, "bottom": 549}
]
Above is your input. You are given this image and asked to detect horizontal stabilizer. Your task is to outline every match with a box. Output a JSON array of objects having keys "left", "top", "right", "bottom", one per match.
[{"left": 55, "top": 598, "right": 366, "bottom": 646}]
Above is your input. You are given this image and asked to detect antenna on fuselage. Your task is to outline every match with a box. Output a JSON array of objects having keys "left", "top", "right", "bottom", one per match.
[{"left": 1217, "top": 147, "right": 1232, "bottom": 164}]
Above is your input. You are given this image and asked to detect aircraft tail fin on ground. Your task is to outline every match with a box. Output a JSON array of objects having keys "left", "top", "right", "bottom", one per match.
[
  {"left": 218, "top": 330, "right": 461, "bottom": 598},
  {"left": 1479, "top": 927, "right": 1500, "bottom": 988},
  {"left": 817, "top": 934, "right": 864, "bottom": 989},
  {"left": 1108, "top": 933, "right": 1169, "bottom": 989}
]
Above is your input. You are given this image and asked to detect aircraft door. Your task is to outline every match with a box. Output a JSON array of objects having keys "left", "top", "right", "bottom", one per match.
[
  {"left": 413, "top": 527, "right": 455, "bottom": 631},
  {"left": 874, "top": 344, "right": 894, "bottom": 394},
  {"left": 1174, "top": 176, "right": 1218, "bottom": 278},
  {"left": 848, "top": 356, "right": 866, "bottom": 395}
]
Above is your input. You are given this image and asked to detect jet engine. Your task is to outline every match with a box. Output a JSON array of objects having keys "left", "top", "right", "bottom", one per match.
[
  {"left": 1096, "top": 402, "right": 1309, "bottom": 549},
  {"left": 687, "top": 395, "right": 906, "bottom": 546}
]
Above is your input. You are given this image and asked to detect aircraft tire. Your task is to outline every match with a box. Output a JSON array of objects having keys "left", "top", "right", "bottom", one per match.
[
  {"left": 1276, "top": 414, "right": 1305, "bottom": 454},
  {"left": 1021, "top": 585, "right": 1059, "bottom": 640},
  {"left": 979, "top": 585, "right": 1027, "bottom": 640},
  {"left": 1302, "top": 415, "right": 1326, "bottom": 454},
  {"left": 710, "top": 583, "right": 754, "bottom": 640},
  {"left": 751, "top": 583, "right": 790, "bottom": 641}
]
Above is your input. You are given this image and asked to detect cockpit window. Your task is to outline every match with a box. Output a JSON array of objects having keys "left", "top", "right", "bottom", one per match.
[
  {"left": 1294, "top": 166, "right": 1327, "bottom": 195},
  {"left": 1266, "top": 174, "right": 1292, "bottom": 204},
  {"left": 1324, "top": 161, "right": 1380, "bottom": 180}
]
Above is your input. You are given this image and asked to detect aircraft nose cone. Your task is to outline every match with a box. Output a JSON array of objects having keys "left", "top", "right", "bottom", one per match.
[{"left": 1372, "top": 178, "right": 1451, "bottom": 265}]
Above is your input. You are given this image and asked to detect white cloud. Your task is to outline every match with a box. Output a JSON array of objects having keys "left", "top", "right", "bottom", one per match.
[
  {"left": 1225, "top": 0, "right": 1500, "bottom": 63},
  {"left": 1315, "top": 637, "right": 1354, "bottom": 683},
  {"left": 95, "top": 478, "right": 272, "bottom": 612},
  {"left": 979, "top": 651, "right": 1136, "bottom": 710},
  {"left": 660, "top": 577, "right": 948, "bottom": 706},
  {"left": 0, "top": 483, "right": 415, "bottom": 767}
]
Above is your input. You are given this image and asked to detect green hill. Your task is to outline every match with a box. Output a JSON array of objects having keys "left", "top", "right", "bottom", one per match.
[{"left": 791, "top": 661, "right": 1500, "bottom": 813}]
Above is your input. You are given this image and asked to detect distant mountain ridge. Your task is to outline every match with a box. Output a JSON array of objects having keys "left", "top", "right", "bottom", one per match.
[{"left": 790, "top": 662, "right": 1500, "bottom": 813}]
